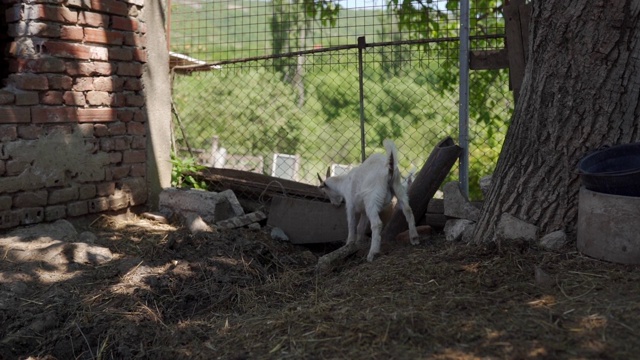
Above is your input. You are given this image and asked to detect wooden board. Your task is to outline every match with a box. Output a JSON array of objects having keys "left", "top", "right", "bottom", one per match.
[{"left": 267, "top": 196, "right": 348, "bottom": 244}]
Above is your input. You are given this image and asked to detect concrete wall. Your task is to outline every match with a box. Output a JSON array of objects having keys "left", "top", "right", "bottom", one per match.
[{"left": 0, "top": 0, "right": 151, "bottom": 229}]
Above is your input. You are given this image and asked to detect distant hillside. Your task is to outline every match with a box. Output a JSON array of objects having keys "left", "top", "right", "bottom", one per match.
[{"left": 169, "top": 0, "right": 399, "bottom": 62}]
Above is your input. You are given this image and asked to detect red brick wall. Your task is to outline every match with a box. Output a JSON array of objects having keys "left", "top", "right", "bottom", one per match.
[{"left": 0, "top": 0, "right": 148, "bottom": 229}]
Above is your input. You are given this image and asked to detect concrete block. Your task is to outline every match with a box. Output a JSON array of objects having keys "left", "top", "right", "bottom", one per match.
[
  {"left": 48, "top": 186, "right": 79, "bottom": 204},
  {"left": 159, "top": 188, "right": 244, "bottom": 225},
  {"left": 267, "top": 196, "right": 347, "bottom": 244},
  {"left": 0, "top": 210, "right": 21, "bottom": 229},
  {"left": 78, "top": 184, "right": 97, "bottom": 199},
  {"left": 88, "top": 197, "right": 110, "bottom": 213},
  {"left": 495, "top": 213, "right": 538, "bottom": 243},
  {"left": 443, "top": 182, "right": 481, "bottom": 221},
  {"left": 45, "top": 205, "right": 66, "bottom": 221},
  {"left": 21, "top": 207, "right": 44, "bottom": 225},
  {"left": 0, "top": 195, "right": 12, "bottom": 211},
  {"left": 444, "top": 219, "right": 474, "bottom": 242},
  {"left": 13, "top": 190, "right": 48, "bottom": 208},
  {"left": 67, "top": 200, "right": 89, "bottom": 217}
]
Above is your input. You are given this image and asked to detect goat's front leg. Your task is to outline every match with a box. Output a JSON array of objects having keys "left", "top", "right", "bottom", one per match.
[
  {"left": 345, "top": 206, "right": 358, "bottom": 245},
  {"left": 365, "top": 210, "right": 384, "bottom": 262}
]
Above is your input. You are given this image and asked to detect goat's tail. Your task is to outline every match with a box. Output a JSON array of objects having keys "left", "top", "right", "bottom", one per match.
[{"left": 383, "top": 139, "right": 400, "bottom": 189}]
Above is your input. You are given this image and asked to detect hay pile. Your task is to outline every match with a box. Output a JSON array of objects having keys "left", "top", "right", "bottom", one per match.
[{"left": 0, "top": 215, "right": 638, "bottom": 359}]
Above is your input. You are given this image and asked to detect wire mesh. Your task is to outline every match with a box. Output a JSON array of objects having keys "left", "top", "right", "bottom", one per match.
[{"left": 168, "top": 0, "right": 512, "bottom": 200}]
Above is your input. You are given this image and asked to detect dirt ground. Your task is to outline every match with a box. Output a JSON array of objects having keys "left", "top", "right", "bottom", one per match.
[{"left": 1, "top": 213, "right": 639, "bottom": 360}]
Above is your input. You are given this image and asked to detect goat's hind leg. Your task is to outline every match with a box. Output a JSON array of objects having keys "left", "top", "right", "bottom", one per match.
[
  {"left": 393, "top": 185, "right": 419, "bottom": 245},
  {"left": 365, "top": 208, "right": 384, "bottom": 262}
]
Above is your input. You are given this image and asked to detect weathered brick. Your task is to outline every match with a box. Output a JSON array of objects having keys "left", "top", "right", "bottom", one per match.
[
  {"left": 47, "top": 74, "right": 73, "bottom": 90},
  {"left": 108, "top": 122, "right": 126, "bottom": 135},
  {"left": 116, "top": 109, "right": 134, "bottom": 122},
  {"left": 44, "top": 40, "right": 108, "bottom": 61},
  {"left": 123, "top": 32, "right": 145, "bottom": 48},
  {"left": 123, "top": 149, "right": 145, "bottom": 163},
  {"left": 67, "top": 200, "right": 88, "bottom": 216},
  {"left": 108, "top": 189, "right": 129, "bottom": 210},
  {"left": 132, "top": 48, "right": 146, "bottom": 63},
  {"left": 90, "top": 0, "right": 128, "bottom": 16},
  {"left": 24, "top": 4, "right": 78, "bottom": 24},
  {"left": 117, "top": 62, "right": 142, "bottom": 76},
  {"left": 112, "top": 16, "right": 138, "bottom": 31},
  {"left": 93, "top": 61, "right": 114, "bottom": 75},
  {"left": 43, "top": 124, "right": 73, "bottom": 136},
  {"left": 14, "top": 190, "right": 48, "bottom": 207},
  {"left": 5, "top": 4, "right": 21, "bottom": 23},
  {"left": 99, "top": 137, "right": 114, "bottom": 151},
  {"left": 72, "top": 77, "right": 93, "bottom": 91},
  {"left": 109, "top": 165, "right": 130, "bottom": 180},
  {"left": 0, "top": 160, "right": 4, "bottom": 176},
  {"left": 40, "top": 91, "right": 64, "bottom": 105},
  {"left": 6, "top": 160, "right": 30, "bottom": 175},
  {"left": 130, "top": 163, "right": 145, "bottom": 177},
  {"left": 48, "top": 186, "right": 79, "bottom": 204},
  {"left": 45, "top": 205, "right": 66, "bottom": 221},
  {"left": 93, "top": 76, "right": 113, "bottom": 91},
  {"left": 76, "top": 123, "right": 94, "bottom": 137},
  {"left": 32, "top": 107, "right": 76, "bottom": 123},
  {"left": 0, "top": 195, "right": 12, "bottom": 211},
  {"left": 109, "top": 47, "right": 133, "bottom": 61},
  {"left": 21, "top": 207, "right": 45, "bottom": 225},
  {"left": 88, "top": 196, "right": 109, "bottom": 213},
  {"left": 130, "top": 135, "right": 145, "bottom": 149},
  {"left": 63, "top": 91, "right": 86, "bottom": 106},
  {"left": 85, "top": 28, "right": 124, "bottom": 45},
  {"left": 79, "top": 11, "right": 108, "bottom": 27},
  {"left": 10, "top": 73, "right": 48, "bottom": 90},
  {"left": 96, "top": 182, "right": 115, "bottom": 196},
  {"left": 86, "top": 91, "right": 112, "bottom": 106},
  {"left": 77, "top": 108, "right": 116, "bottom": 123},
  {"left": 111, "top": 93, "right": 126, "bottom": 107},
  {"left": 123, "top": 78, "right": 142, "bottom": 91},
  {"left": 15, "top": 92, "right": 39, "bottom": 106},
  {"left": 94, "top": 123, "right": 108, "bottom": 137},
  {"left": 18, "top": 125, "right": 42, "bottom": 140},
  {"left": 9, "top": 21, "right": 61, "bottom": 38},
  {"left": 78, "top": 184, "right": 97, "bottom": 199},
  {"left": 0, "top": 125, "right": 18, "bottom": 141},
  {"left": 0, "top": 108, "right": 31, "bottom": 123},
  {"left": 83, "top": 138, "right": 99, "bottom": 153},
  {"left": 66, "top": 0, "right": 90, "bottom": 9},
  {"left": 60, "top": 25, "right": 84, "bottom": 41},
  {"left": 0, "top": 210, "right": 21, "bottom": 230},
  {"left": 126, "top": 94, "right": 144, "bottom": 107},
  {"left": 10, "top": 57, "right": 66, "bottom": 73},
  {"left": 127, "top": 122, "right": 145, "bottom": 136},
  {"left": 133, "top": 110, "right": 146, "bottom": 122},
  {"left": 0, "top": 91, "right": 15, "bottom": 105},
  {"left": 109, "top": 151, "right": 122, "bottom": 163},
  {"left": 114, "top": 136, "right": 129, "bottom": 150}
]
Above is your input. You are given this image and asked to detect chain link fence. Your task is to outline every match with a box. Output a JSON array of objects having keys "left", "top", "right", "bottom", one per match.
[{"left": 168, "top": 0, "right": 512, "bottom": 200}]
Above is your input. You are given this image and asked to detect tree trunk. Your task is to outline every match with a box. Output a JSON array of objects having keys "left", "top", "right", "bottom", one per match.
[{"left": 473, "top": 1, "right": 640, "bottom": 242}]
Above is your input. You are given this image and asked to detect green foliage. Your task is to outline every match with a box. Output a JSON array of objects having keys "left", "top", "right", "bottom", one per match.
[{"left": 170, "top": 153, "right": 208, "bottom": 190}]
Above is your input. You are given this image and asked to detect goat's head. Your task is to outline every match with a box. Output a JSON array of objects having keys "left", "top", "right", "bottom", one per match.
[{"left": 317, "top": 168, "right": 344, "bottom": 207}]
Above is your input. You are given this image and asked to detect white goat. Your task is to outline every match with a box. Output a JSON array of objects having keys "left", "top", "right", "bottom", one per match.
[{"left": 318, "top": 139, "right": 420, "bottom": 262}]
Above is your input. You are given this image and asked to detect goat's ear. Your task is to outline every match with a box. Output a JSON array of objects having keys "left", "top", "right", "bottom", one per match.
[
  {"left": 317, "top": 173, "right": 324, "bottom": 186},
  {"left": 325, "top": 167, "right": 331, "bottom": 179}
]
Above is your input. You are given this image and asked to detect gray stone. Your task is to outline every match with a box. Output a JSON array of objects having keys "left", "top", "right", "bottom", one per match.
[
  {"left": 78, "top": 231, "right": 97, "bottom": 244},
  {"left": 443, "top": 182, "right": 481, "bottom": 221},
  {"left": 270, "top": 227, "right": 289, "bottom": 242},
  {"left": 444, "top": 219, "right": 475, "bottom": 242},
  {"left": 159, "top": 188, "right": 244, "bottom": 225},
  {"left": 495, "top": 213, "right": 538, "bottom": 243},
  {"left": 539, "top": 230, "right": 568, "bottom": 251},
  {"left": 184, "top": 213, "right": 214, "bottom": 234},
  {"left": 479, "top": 175, "right": 493, "bottom": 198}
]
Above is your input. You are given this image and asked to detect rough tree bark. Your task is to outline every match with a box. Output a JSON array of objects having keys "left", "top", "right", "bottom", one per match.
[{"left": 473, "top": 1, "right": 640, "bottom": 242}]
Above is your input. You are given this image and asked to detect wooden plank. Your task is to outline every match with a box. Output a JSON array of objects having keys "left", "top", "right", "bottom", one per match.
[
  {"left": 267, "top": 196, "right": 347, "bottom": 244},
  {"left": 193, "top": 167, "right": 326, "bottom": 200},
  {"left": 504, "top": 0, "right": 527, "bottom": 102},
  {"left": 470, "top": 49, "right": 509, "bottom": 70}
]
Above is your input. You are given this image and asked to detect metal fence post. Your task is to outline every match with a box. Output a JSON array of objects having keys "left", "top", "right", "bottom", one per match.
[
  {"left": 459, "top": 0, "right": 470, "bottom": 198},
  {"left": 358, "top": 36, "right": 367, "bottom": 163}
]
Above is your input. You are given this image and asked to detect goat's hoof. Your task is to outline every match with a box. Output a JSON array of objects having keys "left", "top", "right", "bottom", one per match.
[
  {"left": 410, "top": 237, "right": 420, "bottom": 246},
  {"left": 366, "top": 253, "right": 376, "bottom": 262}
]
